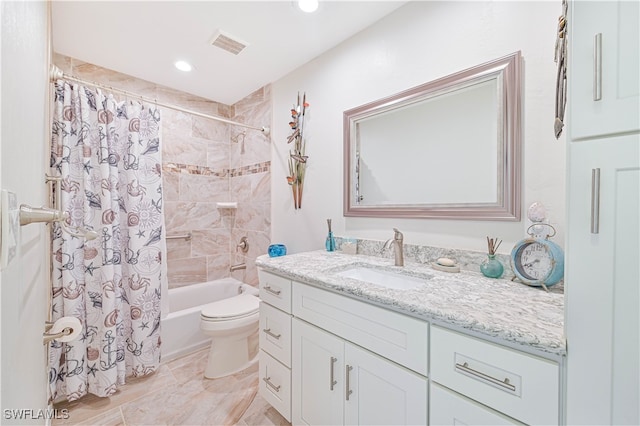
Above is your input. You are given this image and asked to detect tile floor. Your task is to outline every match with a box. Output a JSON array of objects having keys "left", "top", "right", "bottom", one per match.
[{"left": 53, "top": 348, "right": 290, "bottom": 426}]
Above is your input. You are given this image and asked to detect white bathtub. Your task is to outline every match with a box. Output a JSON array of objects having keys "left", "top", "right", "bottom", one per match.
[{"left": 160, "top": 278, "right": 258, "bottom": 362}]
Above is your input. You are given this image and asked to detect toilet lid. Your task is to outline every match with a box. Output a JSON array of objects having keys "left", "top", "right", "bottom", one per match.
[{"left": 201, "top": 294, "right": 259, "bottom": 319}]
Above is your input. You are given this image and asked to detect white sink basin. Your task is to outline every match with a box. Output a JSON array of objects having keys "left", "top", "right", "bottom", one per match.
[{"left": 336, "top": 266, "right": 430, "bottom": 290}]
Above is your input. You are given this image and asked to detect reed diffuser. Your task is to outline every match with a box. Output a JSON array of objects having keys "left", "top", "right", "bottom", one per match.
[
  {"left": 325, "top": 219, "right": 336, "bottom": 252},
  {"left": 480, "top": 236, "right": 504, "bottom": 278}
]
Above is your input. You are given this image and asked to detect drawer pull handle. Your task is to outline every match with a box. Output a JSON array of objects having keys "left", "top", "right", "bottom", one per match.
[
  {"left": 263, "top": 285, "right": 281, "bottom": 296},
  {"left": 345, "top": 365, "right": 353, "bottom": 401},
  {"left": 455, "top": 362, "right": 516, "bottom": 392},
  {"left": 330, "top": 357, "right": 338, "bottom": 391},
  {"left": 263, "top": 376, "right": 281, "bottom": 392},
  {"left": 262, "top": 328, "right": 281, "bottom": 339}
]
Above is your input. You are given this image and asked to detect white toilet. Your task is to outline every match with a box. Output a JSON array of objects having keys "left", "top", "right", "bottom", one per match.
[{"left": 199, "top": 290, "right": 260, "bottom": 379}]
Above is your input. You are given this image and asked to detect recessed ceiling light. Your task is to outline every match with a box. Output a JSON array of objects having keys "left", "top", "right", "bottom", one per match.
[
  {"left": 174, "top": 60, "right": 192, "bottom": 72},
  {"left": 298, "top": 0, "right": 318, "bottom": 13}
]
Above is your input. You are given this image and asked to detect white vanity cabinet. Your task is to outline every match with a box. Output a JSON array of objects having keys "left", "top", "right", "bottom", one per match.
[
  {"left": 566, "top": 1, "right": 640, "bottom": 424},
  {"left": 258, "top": 269, "right": 562, "bottom": 425}
]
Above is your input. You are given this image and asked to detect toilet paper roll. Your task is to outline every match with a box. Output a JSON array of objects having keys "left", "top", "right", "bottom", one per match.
[{"left": 49, "top": 316, "right": 82, "bottom": 343}]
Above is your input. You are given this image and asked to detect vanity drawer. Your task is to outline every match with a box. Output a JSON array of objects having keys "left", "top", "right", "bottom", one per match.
[
  {"left": 258, "top": 270, "right": 292, "bottom": 313},
  {"left": 430, "top": 382, "right": 523, "bottom": 425},
  {"left": 430, "top": 326, "right": 559, "bottom": 425},
  {"left": 292, "top": 282, "right": 428, "bottom": 376},
  {"left": 259, "top": 302, "right": 292, "bottom": 367},
  {"left": 259, "top": 350, "right": 291, "bottom": 422}
]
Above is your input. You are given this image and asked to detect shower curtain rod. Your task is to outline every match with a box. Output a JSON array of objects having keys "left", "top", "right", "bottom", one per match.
[{"left": 49, "top": 65, "right": 270, "bottom": 136}]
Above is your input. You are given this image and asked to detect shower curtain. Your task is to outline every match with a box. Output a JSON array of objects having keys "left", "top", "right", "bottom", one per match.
[{"left": 48, "top": 81, "right": 164, "bottom": 401}]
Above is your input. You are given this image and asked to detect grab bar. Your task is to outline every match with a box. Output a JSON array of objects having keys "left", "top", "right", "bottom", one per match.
[{"left": 167, "top": 233, "right": 192, "bottom": 241}]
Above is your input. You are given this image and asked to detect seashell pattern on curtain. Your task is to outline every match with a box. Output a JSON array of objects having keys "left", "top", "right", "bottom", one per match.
[{"left": 48, "top": 81, "right": 164, "bottom": 401}]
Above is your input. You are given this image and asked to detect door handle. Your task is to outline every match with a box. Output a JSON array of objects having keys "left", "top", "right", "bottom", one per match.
[
  {"left": 593, "top": 33, "right": 602, "bottom": 101},
  {"left": 591, "top": 168, "right": 601, "bottom": 234}
]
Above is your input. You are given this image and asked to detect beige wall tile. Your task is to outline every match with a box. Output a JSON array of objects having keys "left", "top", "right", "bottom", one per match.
[
  {"left": 167, "top": 257, "right": 207, "bottom": 288},
  {"left": 162, "top": 132, "right": 210, "bottom": 167},
  {"left": 179, "top": 173, "right": 228, "bottom": 202},
  {"left": 191, "top": 229, "right": 229, "bottom": 257},
  {"left": 207, "top": 254, "right": 231, "bottom": 281},
  {"left": 162, "top": 170, "right": 180, "bottom": 202},
  {"left": 165, "top": 237, "right": 191, "bottom": 260},
  {"left": 193, "top": 115, "right": 229, "bottom": 141},
  {"left": 164, "top": 202, "right": 222, "bottom": 233}
]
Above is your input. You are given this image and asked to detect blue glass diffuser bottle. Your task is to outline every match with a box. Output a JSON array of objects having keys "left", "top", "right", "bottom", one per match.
[
  {"left": 480, "top": 237, "right": 504, "bottom": 279},
  {"left": 325, "top": 219, "right": 336, "bottom": 252}
]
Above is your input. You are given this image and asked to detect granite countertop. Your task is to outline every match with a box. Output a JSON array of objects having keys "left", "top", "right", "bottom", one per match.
[{"left": 256, "top": 250, "right": 566, "bottom": 359}]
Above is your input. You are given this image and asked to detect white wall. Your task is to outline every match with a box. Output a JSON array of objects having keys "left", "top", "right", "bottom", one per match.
[
  {"left": 271, "top": 1, "right": 565, "bottom": 255},
  {"left": 1, "top": 1, "right": 50, "bottom": 423}
]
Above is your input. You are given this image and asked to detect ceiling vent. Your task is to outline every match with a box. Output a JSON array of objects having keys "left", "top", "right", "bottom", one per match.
[{"left": 210, "top": 30, "right": 248, "bottom": 55}]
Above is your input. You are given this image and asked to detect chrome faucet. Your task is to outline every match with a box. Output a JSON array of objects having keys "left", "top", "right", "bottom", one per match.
[{"left": 382, "top": 228, "right": 404, "bottom": 267}]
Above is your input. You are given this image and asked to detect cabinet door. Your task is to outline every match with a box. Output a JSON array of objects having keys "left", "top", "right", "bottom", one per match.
[
  {"left": 566, "top": 135, "right": 639, "bottom": 425},
  {"left": 344, "top": 343, "right": 427, "bottom": 426},
  {"left": 292, "top": 319, "right": 344, "bottom": 426},
  {"left": 570, "top": 0, "right": 639, "bottom": 139}
]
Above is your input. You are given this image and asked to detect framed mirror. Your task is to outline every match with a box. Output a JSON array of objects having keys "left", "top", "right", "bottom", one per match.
[{"left": 343, "top": 51, "right": 522, "bottom": 220}]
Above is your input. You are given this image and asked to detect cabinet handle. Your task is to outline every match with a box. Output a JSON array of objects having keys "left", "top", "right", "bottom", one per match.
[
  {"left": 593, "top": 33, "right": 602, "bottom": 101},
  {"left": 262, "top": 328, "right": 281, "bottom": 339},
  {"left": 262, "top": 376, "right": 281, "bottom": 392},
  {"left": 345, "top": 365, "right": 353, "bottom": 401},
  {"left": 263, "top": 285, "right": 281, "bottom": 296},
  {"left": 330, "top": 357, "right": 338, "bottom": 390},
  {"left": 455, "top": 362, "right": 516, "bottom": 392},
  {"left": 591, "top": 168, "right": 601, "bottom": 234}
]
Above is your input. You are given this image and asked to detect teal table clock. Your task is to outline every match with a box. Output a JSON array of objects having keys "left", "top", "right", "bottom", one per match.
[{"left": 510, "top": 223, "right": 564, "bottom": 290}]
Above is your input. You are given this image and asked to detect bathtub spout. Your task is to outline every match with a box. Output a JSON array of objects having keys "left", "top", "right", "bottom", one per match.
[{"left": 230, "top": 263, "right": 246, "bottom": 272}]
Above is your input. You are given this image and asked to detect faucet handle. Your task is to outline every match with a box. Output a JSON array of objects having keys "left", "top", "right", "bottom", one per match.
[{"left": 393, "top": 228, "right": 403, "bottom": 240}]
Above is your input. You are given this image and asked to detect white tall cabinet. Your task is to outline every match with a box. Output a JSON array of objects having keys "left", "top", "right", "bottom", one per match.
[{"left": 566, "top": 1, "right": 640, "bottom": 425}]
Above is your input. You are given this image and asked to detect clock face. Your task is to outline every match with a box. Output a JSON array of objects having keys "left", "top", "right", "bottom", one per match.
[{"left": 518, "top": 242, "right": 552, "bottom": 281}]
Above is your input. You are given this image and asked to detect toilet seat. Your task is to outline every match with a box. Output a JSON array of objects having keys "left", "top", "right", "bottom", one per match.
[{"left": 201, "top": 294, "right": 259, "bottom": 321}]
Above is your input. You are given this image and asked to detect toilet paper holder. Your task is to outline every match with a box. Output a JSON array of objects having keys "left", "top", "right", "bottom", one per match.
[{"left": 43, "top": 321, "right": 75, "bottom": 345}]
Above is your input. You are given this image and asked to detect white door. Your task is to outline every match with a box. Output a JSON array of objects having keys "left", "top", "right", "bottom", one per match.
[
  {"left": 566, "top": 135, "right": 640, "bottom": 425},
  {"left": 344, "top": 342, "right": 427, "bottom": 426},
  {"left": 292, "top": 318, "right": 344, "bottom": 426},
  {"left": 0, "top": 1, "right": 51, "bottom": 424}
]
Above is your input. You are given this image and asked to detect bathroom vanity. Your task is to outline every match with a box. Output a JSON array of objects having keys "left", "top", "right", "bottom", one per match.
[{"left": 256, "top": 251, "right": 565, "bottom": 425}]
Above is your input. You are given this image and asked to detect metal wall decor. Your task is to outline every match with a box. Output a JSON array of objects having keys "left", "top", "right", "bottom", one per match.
[
  {"left": 286, "top": 92, "right": 309, "bottom": 209},
  {"left": 554, "top": 0, "right": 568, "bottom": 139}
]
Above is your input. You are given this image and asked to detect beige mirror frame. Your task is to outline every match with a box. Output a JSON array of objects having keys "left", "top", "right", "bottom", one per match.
[{"left": 343, "top": 51, "right": 522, "bottom": 221}]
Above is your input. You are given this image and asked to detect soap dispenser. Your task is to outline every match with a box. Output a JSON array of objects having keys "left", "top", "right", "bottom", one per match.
[{"left": 325, "top": 219, "right": 336, "bottom": 252}]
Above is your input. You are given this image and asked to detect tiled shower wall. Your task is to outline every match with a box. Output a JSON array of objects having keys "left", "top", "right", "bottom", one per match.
[{"left": 53, "top": 54, "right": 271, "bottom": 288}]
